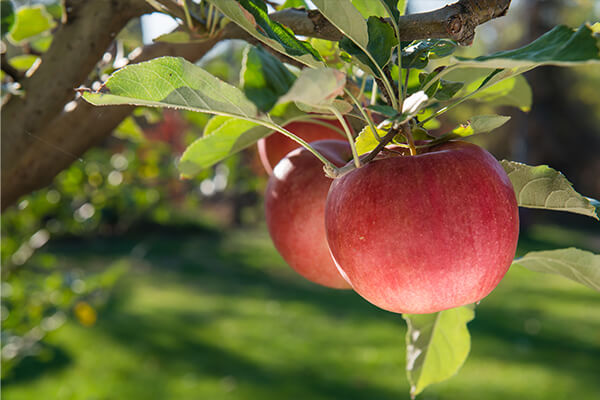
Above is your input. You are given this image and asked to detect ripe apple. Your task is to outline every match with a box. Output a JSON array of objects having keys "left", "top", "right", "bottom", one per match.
[
  {"left": 325, "top": 141, "right": 519, "bottom": 313},
  {"left": 258, "top": 119, "right": 346, "bottom": 174},
  {"left": 265, "top": 140, "right": 352, "bottom": 289}
]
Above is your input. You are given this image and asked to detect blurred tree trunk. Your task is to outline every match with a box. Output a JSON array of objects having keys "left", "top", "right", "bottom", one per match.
[{"left": 521, "top": 0, "right": 600, "bottom": 199}]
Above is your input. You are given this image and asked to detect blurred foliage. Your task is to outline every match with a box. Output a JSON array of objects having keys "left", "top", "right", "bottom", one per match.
[{"left": 1, "top": 17, "right": 263, "bottom": 376}]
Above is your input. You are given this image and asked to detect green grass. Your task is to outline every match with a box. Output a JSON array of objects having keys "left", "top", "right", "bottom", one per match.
[{"left": 3, "top": 223, "right": 600, "bottom": 400}]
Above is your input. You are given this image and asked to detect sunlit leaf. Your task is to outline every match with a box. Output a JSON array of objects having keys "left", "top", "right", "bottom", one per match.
[
  {"left": 403, "top": 305, "right": 475, "bottom": 398},
  {"left": 83, "top": 57, "right": 259, "bottom": 118},
  {"left": 180, "top": 104, "right": 304, "bottom": 176},
  {"left": 8, "top": 5, "right": 55, "bottom": 43},
  {"left": 446, "top": 68, "right": 532, "bottom": 111},
  {"left": 427, "top": 115, "right": 511, "bottom": 145},
  {"left": 355, "top": 125, "right": 386, "bottom": 155},
  {"left": 513, "top": 248, "right": 600, "bottom": 291},
  {"left": 8, "top": 54, "right": 39, "bottom": 71},
  {"left": 501, "top": 161, "right": 599, "bottom": 220}
]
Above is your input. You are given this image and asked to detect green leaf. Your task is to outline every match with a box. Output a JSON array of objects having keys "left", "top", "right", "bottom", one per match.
[
  {"left": 453, "top": 114, "right": 511, "bottom": 137},
  {"left": 513, "top": 248, "right": 600, "bottom": 292},
  {"left": 179, "top": 118, "right": 263, "bottom": 177},
  {"left": 1, "top": 0, "right": 15, "bottom": 37},
  {"left": 83, "top": 57, "right": 259, "bottom": 117},
  {"left": 180, "top": 104, "right": 304, "bottom": 176},
  {"left": 241, "top": 46, "right": 297, "bottom": 112},
  {"left": 455, "top": 24, "right": 600, "bottom": 68},
  {"left": 153, "top": 30, "right": 206, "bottom": 44},
  {"left": 434, "top": 79, "right": 464, "bottom": 101},
  {"left": 211, "top": 0, "right": 321, "bottom": 67},
  {"left": 403, "top": 305, "right": 475, "bottom": 398},
  {"left": 277, "top": 67, "right": 346, "bottom": 108},
  {"left": 428, "top": 115, "right": 511, "bottom": 145},
  {"left": 445, "top": 68, "right": 532, "bottom": 111},
  {"left": 501, "top": 161, "right": 599, "bottom": 220},
  {"left": 402, "top": 39, "right": 457, "bottom": 69},
  {"left": 234, "top": 0, "right": 320, "bottom": 60},
  {"left": 351, "top": 0, "right": 406, "bottom": 20},
  {"left": 8, "top": 54, "right": 39, "bottom": 71},
  {"left": 355, "top": 125, "right": 386, "bottom": 155},
  {"left": 339, "top": 16, "right": 397, "bottom": 73},
  {"left": 7, "top": 5, "right": 55, "bottom": 43},
  {"left": 351, "top": 0, "right": 387, "bottom": 19},
  {"left": 367, "top": 104, "right": 398, "bottom": 118}
]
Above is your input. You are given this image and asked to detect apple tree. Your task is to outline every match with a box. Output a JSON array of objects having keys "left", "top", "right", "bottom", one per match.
[{"left": 3, "top": 0, "right": 600, "bottom": 397}]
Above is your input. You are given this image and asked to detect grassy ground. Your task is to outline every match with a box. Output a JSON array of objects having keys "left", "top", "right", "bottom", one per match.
[{"left": 3, "top": 222, "right": 600, "bottom": 400}]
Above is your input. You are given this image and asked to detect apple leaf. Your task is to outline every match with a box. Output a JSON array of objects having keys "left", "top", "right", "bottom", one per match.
[
  {"left": 339, "top": 16, "right": 397, "bottom": 73},
  {"left": 501, "top": 161, "right": 599, "bottom": 220},
  {"left": 241, "top": 46, "right": 297, "bottom": 112},
  {"left": 367, "top": 104, "right": 398, "bottom": 118},
  {"left": 277, "top": 67, "right": 347, "bottom": 109},
  {"left": 180, "top": 103, "right": 305, "bottom": 176},
  {"left": 403, "top": 305, "right": 475, "bottom": 398},
  {"left": 402, "top": 39, "right": 458, "bottom": 69},
  {"left": 512, "top": 248, "right": 600, "bottom": 292},
  {"left": 210, "top": 0, "right": 321, "bottom": 67},
  {"left": 445, "top": 68, "right": 532, "bottom": 112},
  {"left": 355, "top": 125, "right": 386, "bottom": 155},
  {"left": 179, "top": 118, "right": 263, "bottom": 177},
  {"left": 351, "top": 0, "right": 388, "bottom": 19},
  {"left": 8, "top": 4, "right": 55, "bottom": 43},
  {"left": 83, "top": 57, "right": 260, "bottom": 118},
  {"left": 8, "top": 54, "right": 39, "bottom": 71},
  {"left": 455, "top": 24, "right": 600, "bottom": 68}
]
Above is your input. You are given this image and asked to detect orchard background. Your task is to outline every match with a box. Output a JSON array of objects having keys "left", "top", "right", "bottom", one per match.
[{"left": 1, "top": 0, "right": 599, "bottom": 399}]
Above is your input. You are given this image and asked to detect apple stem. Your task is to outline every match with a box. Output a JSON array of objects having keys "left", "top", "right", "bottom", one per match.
[
  {"left": 404, "top": 123, "right": 418, "bottom": 156},
  {"left": 330, "top": 106, "right": 361, "bottom": 169}
]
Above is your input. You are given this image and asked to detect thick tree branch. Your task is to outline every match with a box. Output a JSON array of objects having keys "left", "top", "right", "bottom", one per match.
[
  {"left": 1, "top": 0, "right": 151, "bottom": 208},
  {"left": 0, "top": 37, "right": 223, "bottom": 210}
]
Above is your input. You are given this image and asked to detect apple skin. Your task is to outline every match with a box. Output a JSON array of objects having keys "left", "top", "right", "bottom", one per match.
[
  {"left": 325, "top": 141, "right": 519, "bottom": 313},
  {"left": 265, "top": 140, "right": 352, "bottom": 289},
  {"left": 258, "top": 119, "right": 345, "bottom": 175}
]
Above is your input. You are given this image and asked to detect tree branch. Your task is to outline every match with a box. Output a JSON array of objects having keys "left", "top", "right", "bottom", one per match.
[
  {"left": 0, "top": 37, "right": 223, "bottom": 210},
  {"left": 262, "top": 0, "right": 510, "bottom": 44}
]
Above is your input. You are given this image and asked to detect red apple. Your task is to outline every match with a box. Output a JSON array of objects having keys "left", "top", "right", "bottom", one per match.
[
  {"left": 265, "top": 140, "right": 352, "bottom": 289},
  {"left": 258, "top": 119, "right": 346, "bottom": 175},
  {"left": 325, "top": 141, "right": 519, "bottom": 313}
]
